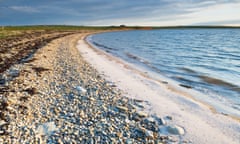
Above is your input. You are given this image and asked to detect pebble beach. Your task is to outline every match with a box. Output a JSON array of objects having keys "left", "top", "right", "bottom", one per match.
[{"left": 0, "top": 32, "right": 186, "bottom": 143}]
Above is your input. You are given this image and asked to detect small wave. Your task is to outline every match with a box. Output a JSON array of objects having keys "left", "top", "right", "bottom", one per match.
[
  {"left": 124, "top": 52, "right": 163, "bottom": 73},
  {"left": 125, "top": 52, "right": 150, "bottom": 65},
  {"left": 174, "top": 76, "right": 195, "bottom": 83},
  {"left": 149, "top": 65, "right": 161, "bottom": 73},
  {"left": 180, "top": 67, "right": 197, "bottom": 74},
  {"left": 92, "top": 42, "right": 117, "bottom": 51},
  {"left": 199, "top": 75, "right": 240, "bottom": 92}
]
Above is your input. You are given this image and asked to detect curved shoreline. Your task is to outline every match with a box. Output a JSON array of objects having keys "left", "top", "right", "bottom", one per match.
[
  {"left": 85, "top": 32, "right": 240, "bottom": 122},
  {"left": 0, "top": 32, "right": 187, "bottom": 143},
  {"left": 1, "top": 31, "right": 239, "bottom": 143},
  {"left": 79, "top": 32, "right": 240, "bottom": 144}
]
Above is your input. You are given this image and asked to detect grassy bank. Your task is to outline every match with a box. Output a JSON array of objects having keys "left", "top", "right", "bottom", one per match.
[
  {"left": 0, "top": 25, "right": 129, "bottom": 39},
  {"left": 1, "top": 25, "right": 239, "bottom": 39},
  {"left": 0, "top": 30, "right": 22, "bottom": 39}
]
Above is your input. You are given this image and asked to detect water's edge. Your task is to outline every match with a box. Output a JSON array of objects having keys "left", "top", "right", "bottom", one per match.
[{"left": 86, "top": 30, "right": 240, "bottom": 119}]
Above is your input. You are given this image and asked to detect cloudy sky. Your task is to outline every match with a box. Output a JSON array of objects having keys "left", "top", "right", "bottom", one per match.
[{"left": 0, "top": 0, "right": 240, "bottom": 26}]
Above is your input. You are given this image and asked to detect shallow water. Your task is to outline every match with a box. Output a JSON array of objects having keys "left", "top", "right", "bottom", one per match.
[{"left": 88, "top": 29, "right": 240, "bottom": 116}]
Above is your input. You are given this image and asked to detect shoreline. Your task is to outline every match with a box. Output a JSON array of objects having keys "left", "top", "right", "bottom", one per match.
[
  {"left": 85, "top": 32, "right": 240, "bottom": 122},
  {"left": 79, "top": 32, "right": 240, "bottom": 144},
  {"left": 1, "top": 32, "right": 185, "bottom": 143},
  {"left": 86, "top": 31, "right": 240, "bottom": 121},
  {"left": 0, "top": 31, "right": 239, "bottom": 143}
]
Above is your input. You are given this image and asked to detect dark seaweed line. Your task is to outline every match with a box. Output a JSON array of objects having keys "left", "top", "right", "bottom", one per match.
[{"left": 0, "top": 32, "right": 77, "bottom": 74}]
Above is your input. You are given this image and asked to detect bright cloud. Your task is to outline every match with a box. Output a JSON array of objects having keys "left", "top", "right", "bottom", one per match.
[{"left": 0, "top": 0, "right": 239, "bottom": 26}]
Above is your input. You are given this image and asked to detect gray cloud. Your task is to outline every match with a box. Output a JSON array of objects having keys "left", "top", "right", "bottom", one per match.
[{"left": 0, "top": 0, "right": 239, "bottom": 25}]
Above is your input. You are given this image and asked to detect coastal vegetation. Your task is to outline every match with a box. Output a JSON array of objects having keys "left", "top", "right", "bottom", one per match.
[
  {"left": 1, "top": 25, "right": 240, "bottom": 39},
  {"left": 0, "top": 25, "right": 128, "bottom": 39}
]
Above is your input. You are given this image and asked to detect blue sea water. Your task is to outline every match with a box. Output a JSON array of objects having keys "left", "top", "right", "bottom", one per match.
[{"left": 87, "top": 29, "right": 240, "bottom": 117}]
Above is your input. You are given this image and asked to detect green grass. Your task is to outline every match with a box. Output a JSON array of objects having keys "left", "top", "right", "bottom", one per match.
[
  {"left": 2, "top": 25, "right": 240, "bottom": 31},
  {"left": 0, "top": 25, "right": 130, "bottom": 39},
  {"left": 1, "top": 25, "right": 239, "bottom": 39},
  {"left": 0, "top": 30, "right": 22, "bottom": 39},
  {"left": 3, "top": 25, "right": 128, "bottom": 31}
]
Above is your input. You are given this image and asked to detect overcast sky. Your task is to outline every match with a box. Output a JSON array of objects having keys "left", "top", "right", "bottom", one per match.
[{"left": 0, "top": 0, "right": 240, "bottom": 26}]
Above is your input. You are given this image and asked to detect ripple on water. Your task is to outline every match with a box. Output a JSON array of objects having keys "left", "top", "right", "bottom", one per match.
[{"left": 89, "top": 29, "right": 240, "bottom": 117}]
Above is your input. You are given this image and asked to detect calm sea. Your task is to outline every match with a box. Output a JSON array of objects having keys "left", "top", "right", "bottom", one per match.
[{"left": 87, "top": 29, "right": 240, "bottom": 117}]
